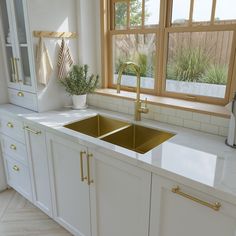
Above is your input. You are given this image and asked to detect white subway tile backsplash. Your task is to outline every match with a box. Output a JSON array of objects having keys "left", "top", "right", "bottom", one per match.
[
  {"left": 219, "top": 126, "right": 229, "bottom": 137},
  {"left": 192, "top": 113, "right": 211, "bottom": 123},
  {"left": 160, "top": 107, "right": 177, "bottom": 116},
  {"left": 176, "top": 110, "right": 193, "bottom": 119},
  {"left": 183, "top": 119, "right": 201, "bottom": 130},
  {"left": 201, "top": 123, "right": 219, "bottom": 135},
  {"left": 88, "top": 94, "right": 230, "bottom": 136},
  {"left": 211, "top": 116, "right": 229, "bottom": 128},
  {"left": 168, "top": 116, "right": 184, "bottom": 126}
]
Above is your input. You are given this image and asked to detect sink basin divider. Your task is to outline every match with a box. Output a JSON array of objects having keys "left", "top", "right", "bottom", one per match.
[{"left": 98, "top": 124, "right": 132, "bottom": 139}]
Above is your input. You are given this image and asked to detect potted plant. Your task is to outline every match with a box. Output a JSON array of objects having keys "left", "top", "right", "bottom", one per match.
[{"left": 60, "top": 64, "right": 99, "bottom": 109}]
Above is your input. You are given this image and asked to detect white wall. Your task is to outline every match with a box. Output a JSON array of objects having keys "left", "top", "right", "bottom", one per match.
[
  {"left": 77, "top": 0, "right": 101, "bottom": 76},
  {"left": 27, "top": 0, "right": 78, "bottom": 110}
]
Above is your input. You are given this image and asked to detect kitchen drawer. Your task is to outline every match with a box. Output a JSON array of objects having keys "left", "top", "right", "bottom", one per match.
[
  {"left": 8, "top": 88, "right": 38, "bottom": 111},
  {"left": 5, "top": 157, "right": 32, "bottom": 201},
  {"left": 2, "top": 135, "right": 28, "bottom": 165},
  {"left": 1, "top": 116, "right": 25, "bottom": 143}
]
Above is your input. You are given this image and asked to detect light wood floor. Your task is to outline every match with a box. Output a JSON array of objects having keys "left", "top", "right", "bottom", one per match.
[{"left": 0, "top": 189, "right": 72, "bottom": 236}]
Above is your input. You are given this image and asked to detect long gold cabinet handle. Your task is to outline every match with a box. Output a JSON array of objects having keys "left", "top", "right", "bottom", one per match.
[
  {"left": 7, "top": 122, "right": 14, "bottom": 128},
  {"left": 10, "top": 58, "right": 16, "bottom": 82},
  {"left": 24, "top": 126, "right": 41, "bottom": 135},
  {"left": 14, "top": 58, "right": 21, "bottom": 82},
  {"left": 13, "top": 165, "right": 20, "bottom": 172},
  {"left": 87, "top": 153, "right": 94, "bottom": 185},
  {"left": 10, "top": 144, "right": 17, "bottom": 150},
  {"left": 172, "top": 186, "right": 221, "bottom": 211},
  {"left": 80, "top": 151, "right": 87, "bottom": 182}
]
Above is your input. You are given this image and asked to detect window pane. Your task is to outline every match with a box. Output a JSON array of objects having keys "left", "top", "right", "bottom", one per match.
[
  {"left": 130, "top": 0, "right": 143, "bottom": 28},
  {"left": 113, "top": 34, "right": 156, "bottom": 89},
  {"left": 215, "top": 0, "right": 236, "bottom": 23},
  {"left": 166, "top": 31, "right": 233, "bottom": 98},
  {"left": 115, "top": 2, "right": 128, "bottom": 29},
  {"left": 145, "top": 0, "right": 160, "bottom": 26},
  {"left": 192, "top": 0, "right": 212, "bottom": 24},
  {"left": 172, "top": 0, "right": 190, "bottom": 26}
]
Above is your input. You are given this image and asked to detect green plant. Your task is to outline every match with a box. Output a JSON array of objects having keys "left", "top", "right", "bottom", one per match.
[
  {"left": 60, "top": 64, "right": 99, "bottom": 95},
  {"left": 167, "top": 47, "right": 210, "bottom": 82},
  {"left": 203, "top": 65, "right": 227, "bottom": 85}
]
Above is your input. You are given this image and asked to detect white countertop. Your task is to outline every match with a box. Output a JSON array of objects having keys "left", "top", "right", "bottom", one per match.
[{"left": 1, "top": 104, "right": 236, "bottom": 204}]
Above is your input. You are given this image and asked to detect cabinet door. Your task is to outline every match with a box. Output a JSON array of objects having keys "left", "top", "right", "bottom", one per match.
[
  {"left": 90, "top": 151, "right": 151, "bottom": 236},
  {"left": 150, "top": 174, "right": 236, "bottom": 236},
  {"left": 0, "top": 0, "right": 36, "bottom": 93},
  {"left": 0, "top": 0, "right": 21, "bottom": 90},
  {"left": 46, "top": 133, "right": 91, "bottom": 236},
  {"left": 25, "top": 124, "right": 52, "bottom": 217},
  {"left": 5, "top": 156, "right": 32, "bottom": 201}
]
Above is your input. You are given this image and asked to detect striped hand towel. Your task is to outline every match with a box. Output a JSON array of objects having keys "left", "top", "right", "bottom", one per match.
[
  {"left": 57, "top": 38, "right": 73, "bottom": 79},
  {"left": 36, "top": 37, "right": 53, "bottom": 85}
]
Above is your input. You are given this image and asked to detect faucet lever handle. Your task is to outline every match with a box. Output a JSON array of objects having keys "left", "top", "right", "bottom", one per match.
[{"left": 144, "top": 98, "right": 148, "bottom": 108}]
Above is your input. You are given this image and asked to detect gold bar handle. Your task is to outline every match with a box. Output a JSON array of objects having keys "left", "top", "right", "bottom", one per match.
[
  {"left": 24, "top": 126, "right": 41, "bottom": 135},
  {"left": 7, "top": 122, "right": 14, "bottom": 128},
  {"left": 80, "top": 151, "right": 87, "bottom": 182},
  {"left": 13, "top": 165, "right": 20, "bottom": 172},
  {"left": 10, "top": 58, "right": 16, "bottom": 82},
  {"left": 172, "top": 186, "right": 221, "bottom": 211},
  {"left": 17, "top": 92, "right": 24, "bottom": 97},
  {"left": 14, "top": 58, "right": 21, "bottom": 82},
  {"left": 10, "top": 144, "right": 17, "bottom": 150},
  {"left": 87, "top": 153, "right": 94, "bottom": 185}
]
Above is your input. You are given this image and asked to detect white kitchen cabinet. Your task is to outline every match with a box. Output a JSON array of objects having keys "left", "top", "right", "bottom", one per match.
[
  {"left": 25, "top": 123, "right": 52, "bottom": 217},
  {"left": 0, "top": 0, "right": 36, "bottom": 93},
  {"left": 4, "top": 155, "right": 32, "bottom": 200},
  {"left": 150, "top": 174, "right": 236, "bottom": 236},
  {"left": 89, "top": 151, "right": 151, "bottom": 236},
  {"left": 46, "top": 133, "right": 91, "bottom": 236}
]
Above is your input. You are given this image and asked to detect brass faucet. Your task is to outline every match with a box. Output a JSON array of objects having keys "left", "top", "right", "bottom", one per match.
[{"left": 117, "top": 62, "right": 149, "bottom": 121}]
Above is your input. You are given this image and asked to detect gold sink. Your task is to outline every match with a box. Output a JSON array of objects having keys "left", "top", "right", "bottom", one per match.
[
  {"left": 64, "top": 115, "right": 130, "bottom": 138},
  {"left": 102, "top": 124, "right": 175, "bottom": 154}
]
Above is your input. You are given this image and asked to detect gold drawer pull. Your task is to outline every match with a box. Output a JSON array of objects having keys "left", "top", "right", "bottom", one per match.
[
  {"left": 24, "top": 126, "right": 41, "bottom": 135},
  {"left": 17, "top": 92, "right": 24, "bottom": 97},
  {"left": 13, "top": 165, "right": 20, "bottom": 172},
  {"left": 172, "top": 186, "right": 221, "bottom": 211},
  {"left": 10, "top": 144, "right": 17, "bottom": 150},
  {"left": 7, "top": 122, "right": 14, "bottom": 128},
  {"left": 80, "top": 151, "right": 87, "bottom": 182},
  {"left": 87, "top": 153, "right": 94, "bottom": 185}
]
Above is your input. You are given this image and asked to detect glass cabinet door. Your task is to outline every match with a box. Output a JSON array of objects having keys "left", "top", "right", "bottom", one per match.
[
  {"left": 12, "top": 0, "right": 35, "bottom": 91},
  {"left": 0, "top": 0, "right": 21, "bottom": 89}
]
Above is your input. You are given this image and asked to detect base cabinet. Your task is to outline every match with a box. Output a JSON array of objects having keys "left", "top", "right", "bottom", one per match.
[
  {"left": 90, "top": 152, "right": 151, "bottom": 236},
  {"left": 150, "top": 174, "right": 236, "bottom": 236},
  {"left": 25, "top": 123, "right": 52, "bottom": 217},
  {"left": 46, "top": 133, "right": 91, "bottom": 236}
]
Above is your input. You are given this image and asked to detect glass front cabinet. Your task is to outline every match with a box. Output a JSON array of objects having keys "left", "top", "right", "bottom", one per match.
[{"left": 0, "top": 0, "right": 36, "bottom": 93}]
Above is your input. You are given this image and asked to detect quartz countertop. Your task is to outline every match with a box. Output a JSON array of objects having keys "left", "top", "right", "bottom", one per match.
[{"left": 1, "top": 104, "right": 236, "bottom": 205}]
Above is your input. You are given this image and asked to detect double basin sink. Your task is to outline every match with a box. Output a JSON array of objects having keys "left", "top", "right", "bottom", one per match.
[{"left": 64, "top": 115, "right": 175, "bottom": 154}]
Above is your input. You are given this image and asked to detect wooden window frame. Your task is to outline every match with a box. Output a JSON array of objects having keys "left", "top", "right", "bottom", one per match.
[{"left": 100, "top": 0, "right": 236, "bottom": 105}]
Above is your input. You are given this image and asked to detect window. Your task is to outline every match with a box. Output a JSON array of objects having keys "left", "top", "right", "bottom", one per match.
[{"left": 101, "top": 0, "right": 236, "bottom": 104}]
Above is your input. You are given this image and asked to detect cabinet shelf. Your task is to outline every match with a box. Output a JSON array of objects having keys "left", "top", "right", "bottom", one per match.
[
  {"left": 5, "top": 43, "right": 13, "bottom": 47},
  {"left": 20, "top": 44, "right": 28, "bottom": 47}
]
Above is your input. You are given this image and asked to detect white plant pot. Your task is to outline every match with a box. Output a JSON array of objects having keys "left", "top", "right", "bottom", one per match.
[{"left": 72, "top": 94, "right": 87, "bottom": 109}]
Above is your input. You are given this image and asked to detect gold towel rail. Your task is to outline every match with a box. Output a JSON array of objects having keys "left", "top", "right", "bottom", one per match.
[{"left": 33, "top": 31, "right": 77, "bottom": 39}]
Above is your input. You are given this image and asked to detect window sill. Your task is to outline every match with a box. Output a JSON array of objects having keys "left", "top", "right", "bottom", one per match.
[{"left": 95, "top": 89, "right": 230, "bottom": 118}]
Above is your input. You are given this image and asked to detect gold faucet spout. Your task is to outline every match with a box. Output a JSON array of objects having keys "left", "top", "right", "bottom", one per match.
[{"left": 116, "top": 61, "right": 149, "bottom": 121}]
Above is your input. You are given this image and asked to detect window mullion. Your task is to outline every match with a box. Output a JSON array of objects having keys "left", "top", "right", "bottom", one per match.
[{"left": 210, "top": 0, "right": 217, "bottom": 25}]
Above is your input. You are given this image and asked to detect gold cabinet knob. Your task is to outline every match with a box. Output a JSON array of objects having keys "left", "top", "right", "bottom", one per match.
[
  {"left": 13, "top": 165, "right": 20, "bottom": 172},
  {"left": 7, "top": 122, "right": 14, "bottom": 128},
  {"left": 10, "top": 144, "right": 17, "bottom": 150},
  {"left": 17, "top": 92, "right": 24, "bottom": 97}
]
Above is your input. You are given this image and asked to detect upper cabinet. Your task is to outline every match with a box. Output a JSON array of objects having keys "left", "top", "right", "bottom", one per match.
[
  {"left": 0, "top": 0, "right": 78, "bottom": 112},
  {"left": 0, "top": 0, "right": 36, "bottom": 93}
]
